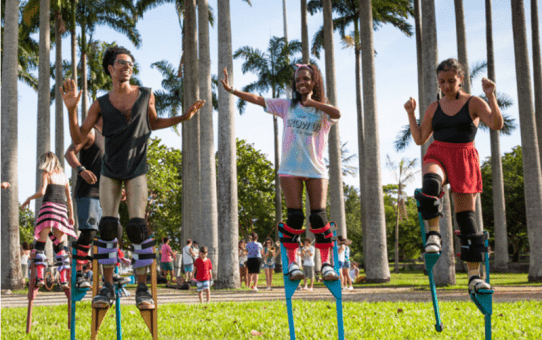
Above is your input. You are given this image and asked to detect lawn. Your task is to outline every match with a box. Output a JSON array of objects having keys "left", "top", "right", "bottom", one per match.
[{"left": 3, "top": 300, "right": 541, "bottom": 339}]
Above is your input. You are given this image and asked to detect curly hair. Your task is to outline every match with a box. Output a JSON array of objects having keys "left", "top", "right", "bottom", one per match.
[
  {"left": 436, "top": 58, "right": 465, "bottom": 78},
  {"left": 291, "top": 64, "right": 326, "bottom": 108},
  {"left": 102, "top": 45, "right": 135, "bottom": 77}
]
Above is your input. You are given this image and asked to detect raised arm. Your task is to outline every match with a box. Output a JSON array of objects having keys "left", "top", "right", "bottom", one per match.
[
  {"left": 220, "top": 67, "right": 265, "bottom": 108},
  {"left": 404, "top": 97, "right": 436, "bottom": 146},
  {"left": 303, "top": 96, "right": 341, "bottom": 119},
  {"left": 61, "top": 79, "right": 100, "bottom": 144},
  {"left": 472, "top": 78, "right": 503, "bottom": 131},
  {"left": 148, "top": 92, "right": 204, "bottom": 130}
]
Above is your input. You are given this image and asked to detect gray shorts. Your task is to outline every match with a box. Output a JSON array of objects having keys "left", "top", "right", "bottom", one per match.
[{"left": 303, "top": 265, "right": 314, "bottom": 279}]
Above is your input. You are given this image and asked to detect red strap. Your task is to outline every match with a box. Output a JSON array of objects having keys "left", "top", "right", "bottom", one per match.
[{"left": 310, "top": 222, "right": 331, "bottom": 235}]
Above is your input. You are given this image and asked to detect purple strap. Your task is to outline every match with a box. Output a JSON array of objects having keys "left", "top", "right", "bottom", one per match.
[
  {"left": 34, "top": 251, "right": 48, "bottom": 268},
  {"left": 97, "top": 238, "right": 119, "bottom": 265},
  {"left": 132, "top": 238, "right": 155, "bottom": 269},
  {"left": 55, "top": 252, "right": 70, "bottom": 272}
]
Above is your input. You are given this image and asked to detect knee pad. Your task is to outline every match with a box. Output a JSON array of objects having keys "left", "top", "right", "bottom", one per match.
[
  {"left": 126, "top": 218, "right": 149, "bottom": 245},
  {"left": 309, "top": 209, "right": 333, "bottom": 249},
  {"left": 456, "top": 211, "right": 477, "bottom": 235},
  {"left": 48, "top": 232, "right": 64, "bottom": 253},
  {"left": 286, "top": 208, "right": 305, "bottom": 230},
  {"left": 34, "top": 240, "right": 46, "bottom": 251},
  {"left": 309, "top": 209, "right": 328, "bottom": 230},
  {"left": 77, "top": 229, "right": 97, "bottom": 246},
  {"left": 99, "top": 216, "right": 120, "bottom": 241},
  {"left": 415, "top": 173, "right": 444, "bottom": 220},
  {"left": 456, "top": 211, "right": 487, "bottom": 262}
]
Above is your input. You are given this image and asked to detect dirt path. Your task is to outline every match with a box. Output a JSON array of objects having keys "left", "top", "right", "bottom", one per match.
[{"left": 2, "top": 286, "right": 541, "bottom": 308}]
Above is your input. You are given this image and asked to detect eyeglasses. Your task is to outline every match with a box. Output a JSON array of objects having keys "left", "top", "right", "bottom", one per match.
[{"left": 115, "top": 59, "right": 134, "bottom": 68}]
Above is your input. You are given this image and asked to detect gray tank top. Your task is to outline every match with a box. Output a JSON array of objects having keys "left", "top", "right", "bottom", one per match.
[{"left": 98, "top": 87, "right": 152, "bottom": 180}]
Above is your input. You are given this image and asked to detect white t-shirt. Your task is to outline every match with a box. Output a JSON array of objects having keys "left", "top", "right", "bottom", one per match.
[
  {"left": 264, "top": 98, "right": 338, "bottom": 179},
  {"left": 302, "top": 246, "right": 315, "bottom": 267},
  {"left": 183, "top": 245, "right": 194, "bottom": 265},
  {"left": 338, "top": 245, "right": 346, "bottom": 262}
]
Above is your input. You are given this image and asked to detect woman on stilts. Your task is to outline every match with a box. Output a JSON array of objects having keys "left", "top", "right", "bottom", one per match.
[
  {"left": 404, "top": 58, "right": 503, "bottom": 293},
  {"left": 221, "top": 63, "right": 341, "bottom": 282},
  {"left": 22, "top": 152, "right": 77, "bottom": 289}
]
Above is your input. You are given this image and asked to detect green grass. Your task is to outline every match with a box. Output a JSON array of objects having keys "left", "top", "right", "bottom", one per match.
[{"left": 3, "top": 300, "right": 541, "bottom": 339}]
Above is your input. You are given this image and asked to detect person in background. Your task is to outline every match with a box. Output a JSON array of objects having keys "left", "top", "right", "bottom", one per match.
[
  {"left": 301, "top": 238, "right": 315, "bottom": 291},
  {"left": 349, "top": 262, "right": 360, "bottom": 284},
  {"left": 337, "top": 236, "right": 353, "bottom": 291},
  {"left": 194, "top": 246, "right": 213, "bottom": 303},
  {"left": 160, "top": 237, "right": 177, "bottom": 284},
  {"left": 245, "top": 232, "right": 263, "bottom": 291},
  {"left": 183, "top": 239, "right": 196, "bottom": 281},
  {"left": 21, "top": 242, "right": 31, "bottom": 281},
  {"left": 262, "top": 238, "right": 276, "bottom": 291},
  {"left": 238, "top": 240, "right": 249, "bottom": 287}
]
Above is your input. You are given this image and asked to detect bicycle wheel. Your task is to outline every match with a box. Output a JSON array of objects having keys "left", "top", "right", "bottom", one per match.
[{"left": 44, "top": 271, "right": 54, "bottom": 291}]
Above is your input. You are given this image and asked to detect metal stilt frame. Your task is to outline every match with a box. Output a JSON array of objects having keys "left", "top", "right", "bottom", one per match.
[
  {"left": 90, "top": 237, "right": 158, "bottom": 340},
  {"left": 26, "top": 258, "right": 71, "bottom": 334},
  {"left": 278, "top": 221, "right": 345, "bottom": 340},
  {"left": 414, "top": 188, "right": 444, "bottom": 332},
  {"left": 71, "top": 245, "right": 91, "bottom": 340}
]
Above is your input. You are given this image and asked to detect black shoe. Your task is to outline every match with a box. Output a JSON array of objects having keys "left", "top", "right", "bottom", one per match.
[
  {"left": 113, "top": 273, "right": 131, "bottom": 286},
  {"left": 135, "top": 283, "right": 155, "bottom": 310},
  {"left": 92, "top": 282, "right": 115, "bottom": 309},
  {"left": 75, "top": 272, "right": 91, "bottom": 289}
]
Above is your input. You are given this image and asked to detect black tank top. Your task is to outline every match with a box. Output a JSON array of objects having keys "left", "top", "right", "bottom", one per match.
[
  {"left": 43, "top": 184, "right": 66, "bottom": 204},
  {"left": 75, "top": 128, "right": 104, "bottom": 198},
  {"left": 432, "top": 97, "right": 477, "bottom": 143},
  {"left": 98, "top": 87, "right": 152, "bottom": 180}
]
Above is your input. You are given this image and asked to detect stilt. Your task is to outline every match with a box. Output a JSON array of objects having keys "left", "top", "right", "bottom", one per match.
[
  {"left": 91, "top": 239, "right": 113, "bottom": 340},
  {"left": 70, "top": 245, "right": 91, "bottom": 340},
  {"left": 414, "top": 188, "right": 444, "bottom": 332},
  {"left": 138, "top": 238, "right": 158, "bottom": 340}
]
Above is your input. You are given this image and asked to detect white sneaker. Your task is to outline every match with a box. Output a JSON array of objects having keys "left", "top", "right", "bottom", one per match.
[
  {"left": 425, "top": 234, "right": 441, "bottom": 253},
  {"left": 287, "top": 262, "right": 304, "bottom": 281},
  {"left": 322, "top": 263, "right": 339, "bottom": 281},
  {"left": 468, "top": 276, "right": 491, "bottom": 293},
  {"left": 348, "top": 286, "right": 354, "bottom": 291}
]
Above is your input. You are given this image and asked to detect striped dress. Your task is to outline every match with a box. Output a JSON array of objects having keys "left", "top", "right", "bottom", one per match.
[{"left": 34, "top": 184, "right": 77, "bottom": 240}]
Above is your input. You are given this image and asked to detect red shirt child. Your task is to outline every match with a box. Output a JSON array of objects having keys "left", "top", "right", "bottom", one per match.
[{"left": 194, "top": 257, "right": 213, "bottom": 282}]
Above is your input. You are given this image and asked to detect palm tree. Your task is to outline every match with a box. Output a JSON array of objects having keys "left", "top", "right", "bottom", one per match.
[
  {"left": 197, "top": 0, "right": 218, "bottom": 276},
  {"left": 510, "top": 0, "right": 542, "bottom": 282},
  {"left": 216, "top": 0, "right": 240, "bottom": 289},
  {"left": 1, "top": 0, "right": 25, "bottom": 290},
  {"left": 532, "top": 0, "right": 542, "bottom": 165},
  {"left": 386, "top": 156, "right": 420, "bottom": 273},
  {"left": 486, "top": 0, "right": 509, "bottom": 272},
  {"left": 359, "top": 0, "right": 390, "bottom": 282}
]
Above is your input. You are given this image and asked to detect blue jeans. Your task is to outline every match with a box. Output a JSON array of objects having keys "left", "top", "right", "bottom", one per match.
[{"left": 76, "top": 197, "right": 101, "bottom": 231}]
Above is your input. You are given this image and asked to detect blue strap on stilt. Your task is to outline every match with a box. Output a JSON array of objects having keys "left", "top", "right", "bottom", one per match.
[
  {"left": 279, "top": 222, "right": 345, "bottom": 340},
  {"left": 114, "top": 266, "right": 123, "bottom": 340},
  {"left": 70, "top": 247, "right": 89, "bottom": 340},
  {"left": 468, "top": 231, "right": 493, "bottom": 340},
  {"left": 414, "top": 188, "right": 444, "bottom": 332}
]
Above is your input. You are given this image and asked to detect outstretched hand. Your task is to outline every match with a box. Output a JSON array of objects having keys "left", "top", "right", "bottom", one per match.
[
  {"left": 404, "top": 97, "right": 416, "bottom": 115},
  {"left": 60, "top": 79, "right": 83, "bottom": 113},
  {"left": 482, "top": 77, "right": 496, "bottom": 97},
  {"left": 182, "top": 100, "right": 205, "bottom": 122},
  {"left": 220, "top": 67, "right": 233, "bottom": 92}
]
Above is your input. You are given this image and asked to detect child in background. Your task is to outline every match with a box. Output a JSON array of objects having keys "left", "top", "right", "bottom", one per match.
[
  {"left": 194, "top": 246, "right": 213, "bottom": 303},
  {"left": 263, "top": 238, "right": 276, "bottom": 291},
  {"left": 301, "top": 238, "right": 315, "bottom": 291}
]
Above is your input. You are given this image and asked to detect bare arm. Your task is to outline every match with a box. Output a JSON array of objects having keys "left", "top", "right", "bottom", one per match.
[
  {"left": 61, "top": 79, "right": 100, "bottom": 144},
  {"left": 220, "top": 67, "right": 265, "bottom": 108},
  {"left": 472, "top": 78, "right": 503, "bottom": 130},
  {"left": 148, "top": 92, "right": 205, "bottom": 130},
  {"left": 304, "top": 97, "right": 341, "bottom": 119},
  {"left": 22, "top": 173, "right": 49, "bottom": 208},
  {"left": 404, "top": 97, "right": 436, "bottom": 145},
  {"left": 65, "top": 181, "right": 74, "bottom": 224}
]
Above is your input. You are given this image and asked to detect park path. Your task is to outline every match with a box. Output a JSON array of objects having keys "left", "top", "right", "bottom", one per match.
[{"left": 1, "top": 286, "right": 541, "bottom": 308}]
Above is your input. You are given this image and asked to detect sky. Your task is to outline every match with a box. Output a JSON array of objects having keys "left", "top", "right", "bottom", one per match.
[{"left": 12, "top": 0, "right": 541, "bottom": 210}]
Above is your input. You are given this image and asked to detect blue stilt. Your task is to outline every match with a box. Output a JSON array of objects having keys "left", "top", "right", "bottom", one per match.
[
  {"left": 414, "top": 189, "right": 444, "bottom": 332},
  {"left": 70, "top": 247, "right": 90, "bottom": 340},
  {"left": 278, "top": 222, "right": 345, "bottom": 340},
  {"left": 114, "top": 266, "right": 123, "bottom": 340}
]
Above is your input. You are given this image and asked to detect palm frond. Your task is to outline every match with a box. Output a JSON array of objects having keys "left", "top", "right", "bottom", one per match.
[{"left": 394, "top": 120, "right": 418, "bottom": 152}]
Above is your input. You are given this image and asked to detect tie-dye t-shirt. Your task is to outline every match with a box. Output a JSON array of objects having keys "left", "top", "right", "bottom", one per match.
[{"left": 264, "top": 98, "right": 338, "bottom": 178}]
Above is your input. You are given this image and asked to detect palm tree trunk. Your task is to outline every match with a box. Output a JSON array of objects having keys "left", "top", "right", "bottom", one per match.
[
  {"left": 55, "top": 11, "right": 64, "bottom": 166},
  {"left": 197, "top": 0, "right": 218, "bottom": 276},
  {"left": 359, "top": 0, "right": 390, "bottom": 282},
  {"left": 422, "top": 0, "right": 455, "bottom": 286},
  {"left": 510, "top": 0, "right": 542, "bottom": 282},
  {"left": 486, "top": 0, "right": 508, "bottom": 272},
  {"left": 37, "top": 0, "right": 54, "bottom": 265},
  {"left": 81, "top": 26, "right": 88, "bottom": 120},
  {"left": 301, "top": 0, "right": 309, "bottom": 64},
  {"left": 70, "top": 0, "right": 79, "bottom": 234},
  {"left": 532, "top": 0, "right": 542, "bottom": 164},
  {"left": 1, "top": 0, "right": 24, "bottom": 290},
  {"left": 217, "top": 0, "right": 240, "bottom": 288},
  {"left": 323, "top": 0, "right": 347, "bottom": 237},
  {"left": 394, "top": 211, "right": 399, "bottom": 274}
]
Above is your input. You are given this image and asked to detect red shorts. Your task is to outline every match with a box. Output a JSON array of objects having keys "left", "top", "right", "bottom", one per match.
[{"left": 423, "top": 140, "right": 482, "bottom": 194}]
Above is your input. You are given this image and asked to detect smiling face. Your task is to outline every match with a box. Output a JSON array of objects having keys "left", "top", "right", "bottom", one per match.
[
  {"left": 109, "top": 54, "right": 134, "bottom": 82},
  {"left": 295, "top": 68, "right": 314, "bottom": 96},
  {"left": 437, "top": 70, "right": 463, "bottom": 96}
]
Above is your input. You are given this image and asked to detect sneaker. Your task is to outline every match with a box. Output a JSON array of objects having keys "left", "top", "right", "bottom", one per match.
[
  {"left": 287, "top": 262, "right": 304, "bottom": 281},
  {"left": 308, "top": 288, "right": 313, "bottom": 291},
  {"left": 425, "top": 233, "right": 441, "bottom": 253},
  {"left": 75, "top": 273, "right": 91, "bottom": 289},
  {"left": 92, "top": 283, "right": 115, "bottom": 309},
  {"left": 348, "top": 286, "right": 354, "bottom": 291},
  {"left": 135, "top": 283, "right": 155, "bottom": 310},
  {"left": 253, "top": 286, "right": 258, "bottom": 292},
  {"left": 322, "top": 263, "right": 339, "bottom": 281},
  {"left": 113, "top": 274, "right": 131, "bottom": 286},
  {"left": 35, "top": 277, "right": 45, "bottom": 288},
  {"left": 468, "top": 276, "right": 492, "bottom": 294}
]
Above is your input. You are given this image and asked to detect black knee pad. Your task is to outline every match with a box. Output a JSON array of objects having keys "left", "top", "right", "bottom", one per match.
[
  {"left": 53, "top": 241, "right": 65, "bottom": 254},
  {"left": 98, "top": 216, "right": 120, "bottom": 241},
  {"left": 126, "top": 218, "right": 149, "bottom": 244},
  {"left": 309, "top": 209, "right": 328, "bottom": 230},
  {"left": 456, "top": 211, "right": 477, "bottom": 235},
  {"left": 34, "top": 241, "right": 46, "bottom": 251},
  {"left": 287, "top": 208, "right": 305, "bottom": 230},
  {"left": 415, "top": 173, "right": 443, "bottom": 220},
  {"left": 456, "top": 211, "right": 487, "bottom": 262},
  {"left": 77, "top": 229, "right": 97, "bottom": 246}
]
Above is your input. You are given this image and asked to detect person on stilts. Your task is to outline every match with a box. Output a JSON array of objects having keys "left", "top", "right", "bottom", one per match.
[
  {"left": 405, "top": 58, "right": 503, "bottom": 293},
  {"left": 61, "top": 45, "right": 204, "bottom": 310},
  {"left": 221, "top": 63, "right": 341, "bottom": 282}
]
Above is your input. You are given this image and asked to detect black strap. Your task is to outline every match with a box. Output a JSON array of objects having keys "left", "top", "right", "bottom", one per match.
[
  {"left": 280, "top": 235, "right": 300, "bottom": 244},
  {"left": 278, "top": 226, "right": 296, "bottom": 238},
  {"left": 131, "top": 239, "right": 156, "bottom": 251},
  {"left": 72, "top": 254, "right": 93, "bottom": 261},
  {"left": 93, "top": 252, "right": 118, "bottom": 260},
  {"left": 94, "top": 239, "right": 117, "bottom": 249},
  {"left": 131, "top": 253, "right": 156, "bottom": 264}
]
